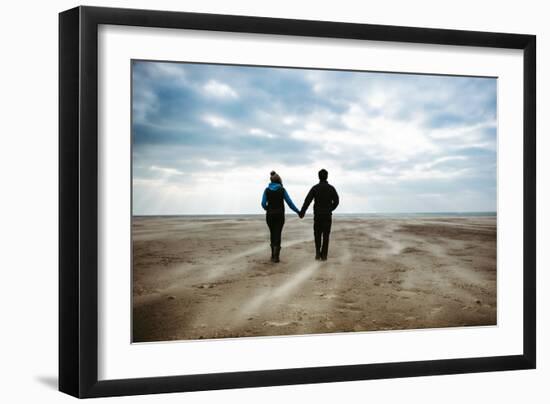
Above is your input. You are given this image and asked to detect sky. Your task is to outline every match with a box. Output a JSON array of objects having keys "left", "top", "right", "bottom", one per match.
[{"left": 132, "top": 60, "right": 497, "bottom": 215}]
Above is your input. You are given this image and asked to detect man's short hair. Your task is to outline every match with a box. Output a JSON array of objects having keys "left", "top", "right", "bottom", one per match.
[{"left": 318, "top": 169, "right": 328, "bottom": 181}]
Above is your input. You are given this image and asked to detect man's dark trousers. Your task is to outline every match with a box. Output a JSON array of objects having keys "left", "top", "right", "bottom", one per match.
[{"left": 314, "top": 213, "right": 332, "bottom": 259}]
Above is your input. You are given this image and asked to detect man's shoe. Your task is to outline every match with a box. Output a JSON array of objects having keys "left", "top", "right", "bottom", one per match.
[
  {"left": 321, "top": 255, "right": 327, "bottom": 261},
  {"left": 315, "top": 253, "right": 321, "bottom": 260}
]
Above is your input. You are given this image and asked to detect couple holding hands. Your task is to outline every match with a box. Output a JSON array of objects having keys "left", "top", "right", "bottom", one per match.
[{"left": 261, "top": 169, "right": 339, "bottom": 263}]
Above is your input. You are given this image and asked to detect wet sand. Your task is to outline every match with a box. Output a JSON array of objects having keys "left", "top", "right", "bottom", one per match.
[{"left": 132, "top": 215, "right": 496, "bottom": 342}]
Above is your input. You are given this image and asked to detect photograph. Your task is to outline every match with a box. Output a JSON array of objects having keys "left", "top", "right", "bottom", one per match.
[{"left": 131, "top": 60, "right": 498, "bottom": 343}]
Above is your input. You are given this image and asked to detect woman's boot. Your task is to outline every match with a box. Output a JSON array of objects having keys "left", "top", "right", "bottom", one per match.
[{"left": 273, "top": 246, "right": 281, "bottom": 263}]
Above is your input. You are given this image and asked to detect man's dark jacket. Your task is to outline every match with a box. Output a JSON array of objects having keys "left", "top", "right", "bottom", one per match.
[{"left": 301, "top": 180, "right": 339, "bottom": 215}]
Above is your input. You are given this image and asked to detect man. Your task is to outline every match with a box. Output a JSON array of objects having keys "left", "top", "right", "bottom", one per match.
[{"left": 299, "top": 169, "right": 339, "bottom": 261}]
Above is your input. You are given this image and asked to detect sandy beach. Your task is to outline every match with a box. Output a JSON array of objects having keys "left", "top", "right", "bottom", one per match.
[{"left": 132, "top": 215, "right": 496, "bottom": 343}]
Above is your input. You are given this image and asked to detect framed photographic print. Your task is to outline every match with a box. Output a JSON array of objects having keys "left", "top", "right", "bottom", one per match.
[{"left": 59, "top": 6, "right": 536, "bottom": 398}]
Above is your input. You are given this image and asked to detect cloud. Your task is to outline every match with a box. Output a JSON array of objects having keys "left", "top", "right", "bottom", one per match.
[
  {"left": 149, "top": 165, "right": 184, "bottom": 176},
  {"left": 131, "top": 61, "right": 497, "bottom": 215},
  {"left": 249, "top": 128, "right": 276, "bottom": 139},
  {"left": 202, "top": 114, "right": 233, "bottom": 128},
  {"left": 203, "top": 79, "right": 239, "bottom": 99}
]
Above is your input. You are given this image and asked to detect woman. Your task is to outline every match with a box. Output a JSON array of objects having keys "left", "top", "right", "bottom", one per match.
[{"left": 261, "top": 171, "right": 300, "bottom": 262}]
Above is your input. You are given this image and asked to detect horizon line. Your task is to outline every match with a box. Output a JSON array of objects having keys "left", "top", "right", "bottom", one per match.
[{"left": 132, "top": 211, "right": 497, "bottom": 217}]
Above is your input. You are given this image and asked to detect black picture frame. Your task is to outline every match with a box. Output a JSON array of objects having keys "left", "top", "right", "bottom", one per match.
[{"left": 59, "top": 5, "right": 536, "bottom": 398}]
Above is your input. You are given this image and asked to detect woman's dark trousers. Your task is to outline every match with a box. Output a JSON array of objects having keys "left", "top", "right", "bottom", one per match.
[{"left": 266, "top": 213, "right": 285, "bottom": 262}]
